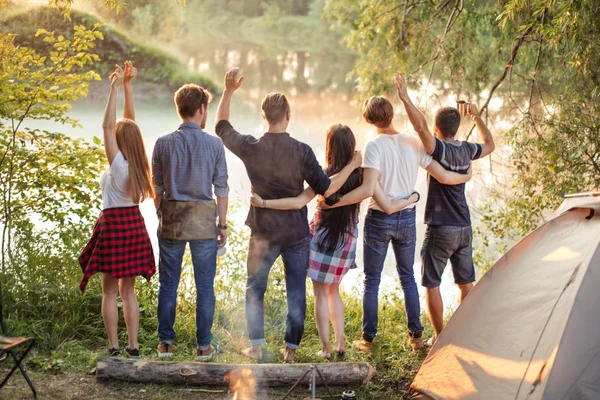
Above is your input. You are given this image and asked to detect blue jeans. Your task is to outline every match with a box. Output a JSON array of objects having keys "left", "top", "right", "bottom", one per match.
[
  {"left": 245, "top": 234, "right": 309, "bottom": 350},
  {"left": 362, "top": 208, "right": 423, "bottom": 339},
  {"left": 157, "top": 237, "right": 217, "bottom": 350}
]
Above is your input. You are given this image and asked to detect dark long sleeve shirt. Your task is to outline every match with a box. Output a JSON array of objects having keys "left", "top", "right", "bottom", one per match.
[{"left": 216, "top": 120, "right": 330, "bottom": 242}]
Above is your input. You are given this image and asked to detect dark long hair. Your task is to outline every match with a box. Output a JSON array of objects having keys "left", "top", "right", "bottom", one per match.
[{"left": 316, "top": 124, "right": 362, "bottom": 253}]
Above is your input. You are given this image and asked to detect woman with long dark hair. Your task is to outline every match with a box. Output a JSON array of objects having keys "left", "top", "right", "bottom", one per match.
[
  {"left": 251, "top": 124, "right": 417, "bottom": 359},
  {"left": 79, "top": 61, "right": 156, "bottom": 358}
]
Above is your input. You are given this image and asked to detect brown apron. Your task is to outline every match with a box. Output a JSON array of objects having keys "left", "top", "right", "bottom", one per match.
[{"left": 158, "top": 199, "right": 217, "bottom": 240}]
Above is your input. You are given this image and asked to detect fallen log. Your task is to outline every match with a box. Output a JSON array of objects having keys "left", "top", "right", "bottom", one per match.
[{"left": 96, "top": 357, "right": 375, "bottom": 387}]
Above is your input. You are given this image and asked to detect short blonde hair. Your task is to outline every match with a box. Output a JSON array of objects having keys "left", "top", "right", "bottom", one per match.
[
  {"left": 261, "top": 92, "right": 289, "bottom": 124},
  {"left": 362, "top": 96, "right": 394, "bottom": 128}
]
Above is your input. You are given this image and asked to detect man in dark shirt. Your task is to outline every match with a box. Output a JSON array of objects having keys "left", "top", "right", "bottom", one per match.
[
  {"left": 214, "top": 68, "right": 360, "bottom": 361},
  {"left": 394, "top": 73, "right": 495, "bottom": 344}
]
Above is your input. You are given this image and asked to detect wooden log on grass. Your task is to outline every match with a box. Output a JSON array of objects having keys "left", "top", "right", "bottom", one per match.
[{"left": 96, "top": 357, "right": 375, "bottom": 387}]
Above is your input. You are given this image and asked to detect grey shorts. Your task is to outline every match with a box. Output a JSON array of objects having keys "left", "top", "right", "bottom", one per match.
[{"left": 421, "top": 225, "right": 475, "bottom": 288}]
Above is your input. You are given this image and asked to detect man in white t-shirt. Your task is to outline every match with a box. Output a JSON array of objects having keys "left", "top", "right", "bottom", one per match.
[{"left": 327, "top": 95, "right": 471, "bottom": 351}]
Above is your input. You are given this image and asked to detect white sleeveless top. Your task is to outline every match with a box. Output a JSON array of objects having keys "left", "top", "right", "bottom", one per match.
[{"left": 100, "top": 152, "right": 136, "bottom": 210}]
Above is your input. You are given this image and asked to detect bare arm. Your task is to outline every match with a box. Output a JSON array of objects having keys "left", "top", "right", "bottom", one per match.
[
  {"left": 426, "top": 160, "right": 472, "bottom": 185},
  {"left": 154, "top": 195, "right": 162, "bottom": 211},
  {"left": 217, "top": 196, "right": 228, "bottom": 249},
  {"left": 102, "top": 66, "right": 123, "bottom": 165},
  {"left": 468, "top": 104, "right": 495, "bottom": 157},
  {"left": 323, "top": 151, "right": 362, "bottom": 197},
  {"left": 320, "top": 168, "right": 379, "bottom": 209},
  {"left": 373, "top": 184, "right": 419, "bottom": 215},
  {"left": 215, "top": 67, "right": 244, "bottom": 125},
  {"left": 250, "top": 188, "right": 316, "bottom": 210},
  {"left": 122, "top": 60, "right": 137, "bottom": 120},
  {"left": 395, "top": 73, "right": 435, "bottom": 153}
]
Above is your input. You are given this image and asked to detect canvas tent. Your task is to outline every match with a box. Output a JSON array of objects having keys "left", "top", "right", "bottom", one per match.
[{"left": 408, "top": 193, "right": 600, "bottom": 400}]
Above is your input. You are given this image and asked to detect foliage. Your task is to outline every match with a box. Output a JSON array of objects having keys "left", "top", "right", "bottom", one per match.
[
  {"left": 0, "top": 7, "right": 218, "bottom": 95},
  {"left": 0, "top": 26, "right": 105, "bottom": 274},
  {"left": 326, "top": 0, "right": 600, "bottom": 245}
]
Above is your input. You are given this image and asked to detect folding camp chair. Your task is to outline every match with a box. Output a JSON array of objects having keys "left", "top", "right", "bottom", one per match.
[{"left": 0, "top": 281, "right": 36, "bottom": 399}]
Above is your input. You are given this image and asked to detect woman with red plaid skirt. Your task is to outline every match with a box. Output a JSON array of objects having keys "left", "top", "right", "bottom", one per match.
[{"left": 79, "top": 62, "right": 156, "bottom": 359}]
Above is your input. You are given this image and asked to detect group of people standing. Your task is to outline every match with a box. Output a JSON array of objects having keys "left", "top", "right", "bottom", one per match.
[{"left": 79, "top": 62, "right": 494, "bottom": 362}]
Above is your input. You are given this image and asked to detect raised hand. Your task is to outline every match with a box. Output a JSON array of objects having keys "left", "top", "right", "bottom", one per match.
[
  {"left": 123, "top": 60, "right": 137, "bottom": 83},
  {"left": 224, "top": 67, "right": 244, "bottom": 92},
  {"left": 350, "top": 150, "right": 362, "bottom": 169},
  {"left": 109, "top": 65, "right": 124, "bottom": 85},
  {"left": 394, "top": 73, "right": 409, "bottom": 102},
  {"left": 467, "top": 103, "right": 480, "bottom": 118}
]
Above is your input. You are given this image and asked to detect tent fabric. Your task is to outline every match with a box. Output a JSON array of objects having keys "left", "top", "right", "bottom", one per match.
[
  {"left": 409, "top": 199, "right": 600, "bottom": 400},
  {"left": 541, "top": 244, "right": 600, "bottom": 400},
  {"left": 554, "top": 193, "right": 600, "bottom": 217}
]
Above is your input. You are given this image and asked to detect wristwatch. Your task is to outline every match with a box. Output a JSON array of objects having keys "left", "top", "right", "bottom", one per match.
[{"left": 217, "top": 223, "right": 227, "bottom": 230}]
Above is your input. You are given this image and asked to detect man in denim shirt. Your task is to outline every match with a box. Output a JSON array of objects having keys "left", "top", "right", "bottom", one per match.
[
  {"left": 394, "top": 73, "right": 495, "bottom": 345},
  {"left": 152, "top": 84, "right": 229, "bottom": 361},
  {"left": 214, "top": 68, "right": 360, "bottom": 362}
]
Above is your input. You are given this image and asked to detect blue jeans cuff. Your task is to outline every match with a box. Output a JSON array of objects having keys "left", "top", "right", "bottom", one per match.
[
  {"left": 197, "top": 343, "right": 211, "bottom": 351},
  {"left": 249, "top": 338, "right": 265, "bottom": 346},
  {"left": 159, "top": 339, "right": 174, "bottom": 345},
  {"left": 285, "top": 342, "right": 299, "bottom": 350}
]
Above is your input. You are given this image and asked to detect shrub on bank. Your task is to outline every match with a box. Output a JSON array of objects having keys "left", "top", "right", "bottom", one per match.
[{"left": 0, "top": 7, "right": 219, "bottom": 97}]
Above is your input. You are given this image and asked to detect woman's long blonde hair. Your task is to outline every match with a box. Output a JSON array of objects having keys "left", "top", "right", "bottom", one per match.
[{"left": 115, "top": 119, "right": 155, "bottom": 203}]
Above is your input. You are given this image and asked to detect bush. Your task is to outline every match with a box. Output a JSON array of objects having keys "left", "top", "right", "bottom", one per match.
[{"left": 0, "top": 7, "right": 219, "bottom": 96}]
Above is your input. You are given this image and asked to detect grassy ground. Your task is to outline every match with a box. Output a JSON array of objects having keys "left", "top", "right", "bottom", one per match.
[
  {"left": 1, "top": 292, "right": 432, "bottom": 400},
  {"left": 1, "top": 225, "right": 433, "bottom": 399}
]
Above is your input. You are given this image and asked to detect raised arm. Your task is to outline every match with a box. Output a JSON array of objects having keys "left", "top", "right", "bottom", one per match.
[
  {"left": 320, "top": 168, "right": 379, "bottom": 209},
  {"left": 102, "top": 66, "right": 124, "bottom": 165},
  {"left": 215, "top": 67, "right": 244, "bottom": 124},
  {"left": 214, "top": 68, "right": 250, "bottom": 156},
  {"left": 373, "top": 184, "right": 419, "bottom": 215},
  {"left": 395, "top": 73, "right": 435, "bottom": 154},
  {"left": 426, "top": 160, "right": 472, "bottom": 185},
  {"left": 468, "top": 104, "right": 495, "bottom": 157},
  {"left": 123, "top": 60, "right": 137, "bottom": 120},
  {"left": 250, "top": 187, "right": 316, "bottom": 210}
]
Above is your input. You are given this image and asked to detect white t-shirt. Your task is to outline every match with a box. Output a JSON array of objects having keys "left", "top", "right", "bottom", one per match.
[
  {"left": 100, "top": 151, "right": 136, "bottom": 210},
  {"left": 363, "top": 133, "right": 432, "bottom": 211}
]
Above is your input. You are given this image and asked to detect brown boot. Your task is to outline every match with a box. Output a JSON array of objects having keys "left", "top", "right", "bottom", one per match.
[
  {"left": 352, "top": 338, "right": 374, "bottom": 354},
  {"left": 407, "top": 333, "right": 424, "bottom": 351}
]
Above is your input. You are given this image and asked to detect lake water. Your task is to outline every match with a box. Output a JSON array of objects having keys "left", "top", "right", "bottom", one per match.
[{"left": 25, "top": 40, "right": 487, "bottom": 312}]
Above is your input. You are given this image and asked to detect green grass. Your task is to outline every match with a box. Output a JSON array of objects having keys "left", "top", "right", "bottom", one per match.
[{"left": 2, "top": 224, "right": 431, "bottom": 399}]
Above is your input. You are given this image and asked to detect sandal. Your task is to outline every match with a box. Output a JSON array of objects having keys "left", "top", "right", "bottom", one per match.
[{"left": 195, "top": 344, "right": 218, "bottom": 362}]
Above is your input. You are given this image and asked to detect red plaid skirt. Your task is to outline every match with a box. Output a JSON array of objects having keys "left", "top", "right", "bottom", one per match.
[{"left": 79, "top": 206, "right": 156, "bottom": 293}]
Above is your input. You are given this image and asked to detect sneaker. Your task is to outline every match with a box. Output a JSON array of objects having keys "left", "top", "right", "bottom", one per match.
[
  {"left": 107, "top": 348, "right": 120, "bottom": 357},
  {"left": 424, "top": 337, "right": 435, "bottom": 347},
  {"left": 407, "top": 333, "right": 424, "bottom": 351},
  {"left": 352, "top": 338, "right": 374, "bottom": 354},
  {"left": 125, "top": 347, "right": 140, "bottom": 359},
  {"left": 157, "top": 342, "right": 173, "bottom": 358},
  {"left": 195, "top": 344, "right": 217, "bottom": 362}
]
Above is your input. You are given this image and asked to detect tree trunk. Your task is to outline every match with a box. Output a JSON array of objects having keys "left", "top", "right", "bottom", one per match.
[{"left": 96, "top": 357, "right": 375, "bottom": 387}]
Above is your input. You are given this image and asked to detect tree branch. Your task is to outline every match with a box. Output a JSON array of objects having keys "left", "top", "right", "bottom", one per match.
[{"left": 466, "top": 26, "right": 533, "bottom": 140}]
